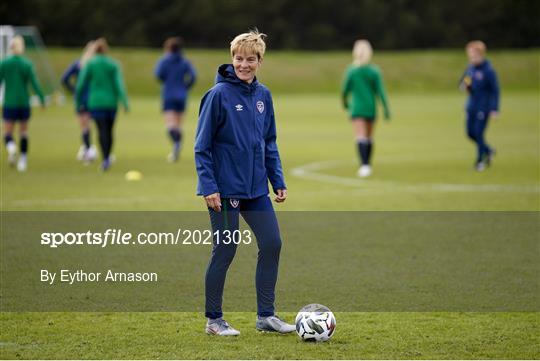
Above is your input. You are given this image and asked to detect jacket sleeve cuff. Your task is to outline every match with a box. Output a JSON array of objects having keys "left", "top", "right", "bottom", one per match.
[
  {"left": 272, "top": 184, "right": 287, "bottom": 194},
  {"left": 201, "top": 185, "right": 220, "bottom": 197}
]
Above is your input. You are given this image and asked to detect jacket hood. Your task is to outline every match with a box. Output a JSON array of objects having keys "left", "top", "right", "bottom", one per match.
[{"left": 216, "top": 64, "right": 259, "bottom": 92}]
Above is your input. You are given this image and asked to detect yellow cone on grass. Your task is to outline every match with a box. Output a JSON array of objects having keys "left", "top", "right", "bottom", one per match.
[{"left": 125, "top": 170, "right": 143, "bottom": 181}]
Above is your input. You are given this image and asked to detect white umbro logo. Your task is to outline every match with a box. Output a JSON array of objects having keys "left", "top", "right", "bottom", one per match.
[{"left": 235, "top": 104, "right": 243, "bottom": 111}]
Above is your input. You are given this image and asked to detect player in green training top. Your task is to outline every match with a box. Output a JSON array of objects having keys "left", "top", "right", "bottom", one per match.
[
  {"left": 76, "top": 38, "right": 129, "bottom": 171},
  {"left": 0, "top": 35, "right": 45, "bottom": 172},
  {"left": 342, "top": 39, "right": 390, "bottom": 178}
]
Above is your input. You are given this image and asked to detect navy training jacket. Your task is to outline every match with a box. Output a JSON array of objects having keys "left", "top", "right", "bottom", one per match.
[
  {"left": 194, "top": 64, "right": 286, "bottom": 198},
  {"left": 461, "top": 60, "right": 500, "bottom": 113},
  {"left": 61, "top": 60, "right": 89, "bottom": 106},
  {"left": 155, "top": 52, "right": 196, "bottom": 101}
]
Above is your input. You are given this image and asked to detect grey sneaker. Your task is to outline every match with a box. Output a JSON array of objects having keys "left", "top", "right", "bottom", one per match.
[
  {"left": 256, "top": 315, "right": 295, "bottom": 333},
  {"left": 167, "top": 142, "right": 181, "bottom": 163},
  {"left": 475, "top": 161, "right": 486, "bottom": 172},
  {"left": 485, "top": 148, "right": 496, "bottom": 167},
  {"left": 205, "top": 318, "right": 240, "bottom": 336}
]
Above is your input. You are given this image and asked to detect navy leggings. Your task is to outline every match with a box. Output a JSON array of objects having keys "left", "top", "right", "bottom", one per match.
[
  {"left": 466, "top": 110, "right": 491, "bottom": 163},
  {"left": 91, "top": 110, "right": 117, "bottom": 160},
  {"left": 205, "top": 195, "right": 282, "bottom": 319}
]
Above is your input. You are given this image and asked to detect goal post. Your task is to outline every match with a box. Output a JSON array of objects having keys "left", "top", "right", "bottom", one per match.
[{"left": 1, "top": 25, "right": 62, "bottom": 105}]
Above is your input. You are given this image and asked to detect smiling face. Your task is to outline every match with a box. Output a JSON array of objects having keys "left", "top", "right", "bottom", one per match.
[
  {"left": 467, "top": 47, "right": 484, "bottom": 66},
  {"left": 232, "top": 51, "right": 261, "bottom": 84}
]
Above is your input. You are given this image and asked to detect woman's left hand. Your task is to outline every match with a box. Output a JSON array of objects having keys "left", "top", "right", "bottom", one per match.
[{"left": 274, "top": 189, "right": 287, "bottom": 203}]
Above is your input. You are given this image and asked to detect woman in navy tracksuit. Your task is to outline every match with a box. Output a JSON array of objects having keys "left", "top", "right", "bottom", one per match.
[
  {"left": 155, "top": 37, "right": 196, "bottom": 162},
  {"left": 61, "top": 41, "right": 97, "bottom": 163},
  {"left": 194, "top": 30, "right": 294, "bottom": 336},
  {"left": 460, "top": 41, "right": 500, "bottom": 171}
]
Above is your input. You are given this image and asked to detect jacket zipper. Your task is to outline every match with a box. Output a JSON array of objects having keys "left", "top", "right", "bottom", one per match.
[{"left": 250, "top": 87, "right": 256, "bottom": 198}]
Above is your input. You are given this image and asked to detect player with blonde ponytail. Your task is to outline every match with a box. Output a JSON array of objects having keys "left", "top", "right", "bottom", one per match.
[
  {"left": 342, "top": 39, "right": 390, "bottom": 178},
  {"left": 61, "top": 41, "right": 97, "bottom": 163}
]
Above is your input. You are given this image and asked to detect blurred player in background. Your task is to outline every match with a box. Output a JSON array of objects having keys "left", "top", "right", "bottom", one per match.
[
  {"left": 195, "top": 30, "right": 294, "bottom": 336},
  {"left": 61, "top": 41, "right": 97, "bottom": 164},
  {"left": 460, "top": 41, "right": 500, "bottom": 171},
  {"left": 76, "top": 38, "right": 129, "bottom": 171},
  {"left": 342, "top": 39, "right": 390, "bottom": 178},
  {"left": 0, "top": 35, "right": 45, "bottom": 172},
  {"left": 155, "top": 36, "right": 196, "bottom": 162}
]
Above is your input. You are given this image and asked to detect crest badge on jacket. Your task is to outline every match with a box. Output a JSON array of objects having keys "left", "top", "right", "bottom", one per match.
[{"left": 256, "top": 100, "right": 264, "bottom": 114}]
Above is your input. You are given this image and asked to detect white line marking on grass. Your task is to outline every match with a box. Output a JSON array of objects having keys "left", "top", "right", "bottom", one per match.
[
  {"left": 291, "top": 159, "right": 540, "bottom": 194},
  {"left": 9, "top": 196, "right": 160, "bottom": 207}
]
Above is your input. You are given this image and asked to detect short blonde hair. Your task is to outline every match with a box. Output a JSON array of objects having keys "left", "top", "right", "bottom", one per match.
[
  {"left": 466, "top": 41, "right": 487, "bottom": 56},
  {"left": 230, "top": 30, "right": 266, "bottom": 59},
  {"left": 10, "top": 36, "right": 25, "bottom": 55},
  {"left": 80, "top": 41, "right": 96, "bottom": 67},
  {"left": 352, "top": 39, "right": 372, "bottom": 66}
]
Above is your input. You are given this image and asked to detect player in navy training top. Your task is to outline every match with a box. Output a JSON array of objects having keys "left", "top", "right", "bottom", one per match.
[
  {"left": 155, "top": 37, "right": 196, "bottom": 162},
  {"left": 459, "top": 41, "right": 500, "bottom": 171},
  {"left": 61, "top": 41, "right": 97, "bottom": 163}
]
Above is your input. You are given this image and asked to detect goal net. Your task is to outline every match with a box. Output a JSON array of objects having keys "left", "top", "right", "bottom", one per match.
[{"left": 1, "top": 25, "right": 61, "bottom": 105}]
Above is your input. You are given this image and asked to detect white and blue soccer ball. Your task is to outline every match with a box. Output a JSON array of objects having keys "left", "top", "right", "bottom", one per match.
[{"left": 295, "top": 303, "right": 336, "bottom": 342}]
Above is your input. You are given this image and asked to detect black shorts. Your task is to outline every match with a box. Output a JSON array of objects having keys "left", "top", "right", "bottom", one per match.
[
  {"left": 163, "top": 99, "right": 186, "bottom": 112},
  {"left": 350, "top": 116, "right": 375, "bottom": 122},
  {"left": 3, "top": 107, "right": 30, "bottom": 122}
]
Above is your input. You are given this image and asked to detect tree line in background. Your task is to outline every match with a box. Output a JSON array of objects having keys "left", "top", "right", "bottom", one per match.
[{"left": 2, "top": 0, "right": 539, "bottom": 49}]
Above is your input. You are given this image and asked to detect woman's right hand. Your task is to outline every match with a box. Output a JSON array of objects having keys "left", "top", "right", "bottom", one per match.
[{"left": 205, "top": 193, "right": 222, "bottom": 212}]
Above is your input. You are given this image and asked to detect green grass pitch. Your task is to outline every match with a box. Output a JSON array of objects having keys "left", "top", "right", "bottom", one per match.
[{"left": 1, "top": 49, "right": 539, "bottom": 359}]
